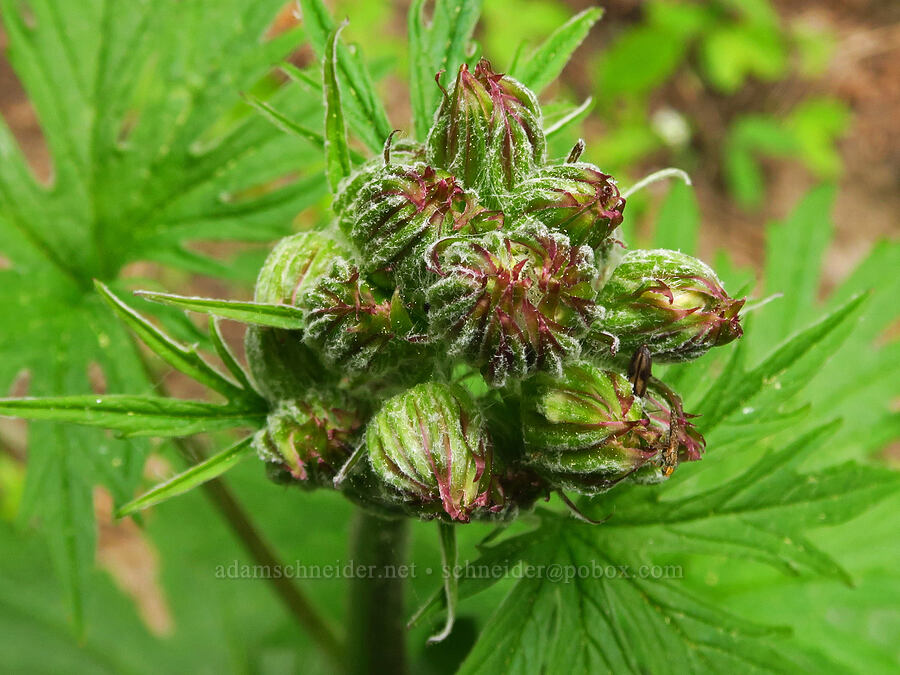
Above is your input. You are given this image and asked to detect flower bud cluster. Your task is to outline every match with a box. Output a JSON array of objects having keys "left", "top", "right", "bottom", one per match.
[{"left": 244, "top": 59, "right": 744, "bottom": 522}]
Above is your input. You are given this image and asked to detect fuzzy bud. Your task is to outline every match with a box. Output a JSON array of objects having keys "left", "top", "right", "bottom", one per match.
[
  {"left": 254, "top": 397, "right": 360, "bottom": 487},
  {"left": 302, "top": 258, "right": 414, "bottom": 373},
  {"left": 426, "top": 222, "right": 597, "bottom": 386},
  {"left": 520, "top": 362, "right": 662, "bottom": 494},
  {"left": 365, "top": 383, "right": 501, "bottom": 521},
  {"left": 342, "top": 163, "right": 501, "bottom": 291},
  {"left": 512, "top": 163, "right": 626, "bottom": 250},
  {"left": 589, "top": 249, "right": 744, "bottom": 362},
  {"left": 252, "top": 231, "right": 346, "bottom": 306},
  {"left": 246, "top": 232, "right": 348, "bottom": 401},
  {"left": 426, "top": 59, "right": 545, "bottom": 205},
  {"left": 332, "top": 139, "right": 426, "bottom": 221}
]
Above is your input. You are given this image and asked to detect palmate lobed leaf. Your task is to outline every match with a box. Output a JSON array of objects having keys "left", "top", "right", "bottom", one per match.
[
  {"left": 712, "top": 488, "right": 900, "bottom": 673},
  {"left": 0, "top": 464, "right": 351, "bottom": 674},
  {"left": 697, "top": 293, "right": 867, "bottom": 431},
  {"left": 752, "top": 185, "right": 835, "bottom": 357},
  {"left": 453, "top": 514, "right": 828, "bottom": 674},
  {"left": 436, "top": 421, "right": 899, "bottom": 673},
  {"left": 0, "top": 0, "right": 329, "bottom": 627}
]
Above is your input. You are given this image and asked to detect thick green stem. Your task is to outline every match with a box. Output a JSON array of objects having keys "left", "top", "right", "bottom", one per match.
[{"left": 346, "top": 509, "right": 410, "bottom": 674}]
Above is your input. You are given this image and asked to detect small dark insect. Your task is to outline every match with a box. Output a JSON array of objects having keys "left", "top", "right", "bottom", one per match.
[
  {"left": 660, "top": 429, "right": 679, "bottom": 478},
  {"left": 627, "top": 344, "right": 652, "bottom": 397}
]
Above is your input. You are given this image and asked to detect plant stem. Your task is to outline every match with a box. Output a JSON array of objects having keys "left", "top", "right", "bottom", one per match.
[
  {"left": 131, "top": 342, "right": 342, "bottom": 665},
  {"left": 346, "top": 508, "right": 410, "bottom": 674},
  {"left": 173, "top": 437, "right": 344, "bottom": 669}
]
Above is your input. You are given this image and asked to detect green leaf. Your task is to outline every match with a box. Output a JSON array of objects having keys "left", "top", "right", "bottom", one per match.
[
  {"left": 595, "top": 24, "right": 689, "bottom": 100},
  {"left": 136, "top": 292, "right": 306, "bottom": 329},
  {"left": 0, "top": 0, "right": 323, "bottom": 625},
  {"left": 723, "top": 115, "right": 797, "bottom": 208},
  {"left": 511, "top": 8, "right": 603, "bottom": 94},
  {"left": 95, "top": 282, "right": 250, "bottom": 402},
  {"left": 244, "top": 94, "right": 326, "bottom": 148},
  {"left": 698, "top": 293, "right": 867, "bottom": 431},
  {"left": 755, "top": 185, "right": 835, "bottom": 351},
  {"left": 791, "top": 239, "right": 900, "bottom": 465},
  {"left": 244, "top": 87, "right": 366, "bottom": 166},
  {"left": 448, "top": 419, "right": 898, "bottom": 672},
  {"left": 298, "top": 0, "right": 392, "bottom": 151},
  {"left": 323, "top": 22, "right": 353, "bottom": 192},
  {"left": 715, "top": 491, "right": 900, "bottom": 672},
  {"left": 0, "top": 395, "right": 266, "bottom": 438},
  {"left": 651, "top": 181, "right": 699, "bottom": 255},
  {"left": 408, "top": 0, "right": 484, "bottom": 140},
  {"left": 786, "top": 98, "right": 850, "bottom": 178},
  {"left": 208, "top": 318, "right": 257, "bottom": 395},
  {"left": 455, "top": 514, "right": 827, "bottom": 673},
  {"left": 544, "top": 97, "right": 593, "bottom": 138},
  {"left": 0, "top": 467, "right": 350, "bottom": 673},
  {"left": 700, "top": 23, "right": 787, "bottom": 93},
  {"left": 116, "top": 437, "right": 254, "bottom": 517}
]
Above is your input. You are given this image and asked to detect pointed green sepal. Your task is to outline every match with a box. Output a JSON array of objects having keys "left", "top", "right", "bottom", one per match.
[{"left": 116, "top": 437, "right": 254, "bottom": 517}]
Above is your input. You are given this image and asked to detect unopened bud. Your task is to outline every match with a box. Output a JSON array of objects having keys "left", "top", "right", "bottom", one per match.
[
  {"left": 246, "top": 232, "right": 349, "bottom": 401},
  {"left": 589, "top": 249, "right": 744, "bottom": 362},
  {"left": 512, "top": 163, "right": 625, "bottom": 250},
  {"left": 342, "top": 163, "right": 501, "bottom": 291},
  {"left": 520, "top": 361, "right": 660, "bottom": 494},
  {"left": 302, "top": 258, "right": 412, "bottom": 373},
  {"left": 426, "top": 59, "right": 545, "bottom": 205},
  {"left": 366, "top": 383, "right": 502, "bottom": 521},
  {"left": 254, "top": 397, "right": 360, "bottom": 487},
  {"left": 426, "top": 222, "right": 597, "bottom": 386}
]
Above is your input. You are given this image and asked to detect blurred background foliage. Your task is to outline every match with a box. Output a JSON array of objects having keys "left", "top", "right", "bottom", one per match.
[
  {"left": 0, "top": 0, "right": 897, "bottom": 672},
  {"left": 322, "top": 0, "right": 896, "bottom": 277}
]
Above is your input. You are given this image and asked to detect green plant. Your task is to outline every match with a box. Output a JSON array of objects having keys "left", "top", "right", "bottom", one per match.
[
  {"left": 0, "top": 0, "right": 330, "bottom": 635},
  {"left": 0, "top": 2, "right": 897, "bottom": 673}
]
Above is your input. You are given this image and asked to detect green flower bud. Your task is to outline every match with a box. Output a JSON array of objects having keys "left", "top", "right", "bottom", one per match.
[
  {"left": 512, "top": 163, "right": 626, "bottom": 250},
  {"left": 254, "top": 396, "right": 360, "bottom": 487},
  {"left": 426, "top": 58, "right": 545, "bottom": 205},
  {"left": 253, "top": 231, "right": 347, "bottom": 305},
  {"left": 520, "top": 362, "right": 660, "bottom": 494},
  {"left": 589, "top": 249, "right": 744, "bottom": 362},
  {"left": 426, "top": 222, "right": 597, "bottom": 386},
  {"left": 342, "top": 162, "right": 501, "bottom": 291},
  {"left": 246, "top": 232, "right": 349, "bottom": 401},
  {"left": 365, "top": 383, "right": 501, "bottom": 521},
  {"left": 302, "top": 258, "right": 402, "bottom": 373},
  {"left": 332, "top": 138, "right": 426, "bottom": 222}
]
